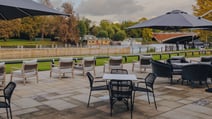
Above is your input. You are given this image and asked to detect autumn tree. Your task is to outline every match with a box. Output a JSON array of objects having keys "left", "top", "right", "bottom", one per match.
[
  {"left": 37, "top": 0, "right": 55, "bottom": 40},
  {"left": 193, "top": 0, "right": 212, "bottom": 42},
  {"left": 56, "top": 2, "right": 79, "bottom": 44}
]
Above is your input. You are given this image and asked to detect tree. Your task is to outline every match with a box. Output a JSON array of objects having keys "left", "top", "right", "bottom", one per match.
[
  {"left": 113, "top": 30, "right": 126, "bottom": 41},
  {"left": 100, "top": 20, "right": 110, "bottom": 30},
  {"left": 77, "top": 20, "right": 87, "bottom": 37},
  {"left": 121, "top": 21, "right": 142, "bottom": 38},
  {"left": 21, "top": 17, "right": 40, "bottom": 40},
  {"left": 56, "top": 2, "right": 79, "bottom": 44},
  {"left": 193, "top": 0, "right": 212, "bottom": 42},
  {"left": 142, "top": 28, "right": 153, "bottom": 43},
  {"left": 90, "top": 25, "right": 100, "bottom": 36},
  {"left": 97, "top": 30, "right": 108, "bottom": 38}
]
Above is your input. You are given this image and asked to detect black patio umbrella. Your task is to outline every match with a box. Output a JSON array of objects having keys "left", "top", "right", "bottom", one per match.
[
  {"left": 127, "top": 10, "right": 212, "bottom": 50},
  {"left": 128, "top": 10, "right": 212, "bottom": 30},
  {"left": 0, "top": 0, "right": 68, "bottom": 20}
]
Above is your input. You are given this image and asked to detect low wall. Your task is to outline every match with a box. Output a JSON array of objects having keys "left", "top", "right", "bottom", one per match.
[{"left": 0, "top": 47, "right": 130, "bottom": 59}]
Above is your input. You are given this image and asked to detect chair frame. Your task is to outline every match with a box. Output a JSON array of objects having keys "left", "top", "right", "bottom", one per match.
[
  {"left": 86, "top": 72, "right": 108, "bottom": 107},
  {"left": 82, "top": 57, "right": 96, "bottom": 77},
  {"left": 50, "top": 58, "right": 74, "bottom": 79},
  {"left": 103, "top": 56, "right": 123, "bottom": 73},
  {"left": 109, "top": 79, "right": 134, "bottom": 118},
  {"left": 10, "top": 60, "right": 38, "bottom": 85},
  {"left": 0, "top": 82, "right": 16, "bottom": 119},
  {"left": 132, "top": 55, "right": 152, "bottom": 72},
  {"left": 133, "top": 73, "right": 157, "bottom": 110},
  {"left": 110, "top": 69, "right": 128, "bottom": 74},
  {"left": 151, "top": 60, "right": 173, "bottom": 84}
]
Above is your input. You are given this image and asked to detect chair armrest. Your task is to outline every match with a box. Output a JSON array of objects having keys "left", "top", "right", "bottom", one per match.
[
  {"left": 11, "top": 67, "right": 21, "bottom": 72},
  {"left": 190, "top": 59, "right": 199, "bottom": 63},
  {"left": 94, "top": 76, "right": 105, "bottom": 82}
]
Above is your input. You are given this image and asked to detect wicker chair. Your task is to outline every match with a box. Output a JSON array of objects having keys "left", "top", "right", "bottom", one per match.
[
  {"left": 109, "top": 80, "right": 134, "bottom": 118},
  {"left": 11, "top": 59, "right": 38, "bottom": 85},
  {"left": 133, "top": 73, "right": 157, "bottom": 109},
  {"left": 0, "top": 82, "right": 16, "bottom": 119},
  {"left": 182, "top": 64, "right": 211, "bottom": 88},
  {"left": 86, "top": 72, "right": 108, "bottom": 107},
  {"left": 166, "top": 56, "right": 188, "bottom": 76},
  {"left": 151, "top": 60, "right": 173, "bottom": 84}
]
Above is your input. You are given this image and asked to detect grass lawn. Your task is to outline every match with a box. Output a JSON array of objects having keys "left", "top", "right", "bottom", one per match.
[{"left": 0, "top": 39, "right": 62, "bottom": 46}]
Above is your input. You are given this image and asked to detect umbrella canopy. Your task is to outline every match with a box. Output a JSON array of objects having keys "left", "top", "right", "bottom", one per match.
[
  {"left": 128, "top": 10, "right": 212, "bottom": 30},
  {"left": 0, "top": 0, "right": 68, "bottom": 20}
]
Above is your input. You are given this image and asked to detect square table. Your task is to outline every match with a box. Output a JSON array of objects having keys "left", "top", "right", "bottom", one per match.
[{"left": 103, "top": 74, "right": 137, "bottom": 81}]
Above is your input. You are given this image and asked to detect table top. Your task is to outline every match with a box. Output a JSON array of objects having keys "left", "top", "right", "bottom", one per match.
[{"left": 103, "top": 74, "right": 137, "bottom": 80}]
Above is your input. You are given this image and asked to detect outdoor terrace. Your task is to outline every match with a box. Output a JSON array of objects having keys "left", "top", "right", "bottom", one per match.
[{"left": 0, "top": 61, "right": 211, "bottom": 119}]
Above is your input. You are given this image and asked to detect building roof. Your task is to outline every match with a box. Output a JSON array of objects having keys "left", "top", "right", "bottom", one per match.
[{"left": 153, "top": 32, "right": 196, "bottom": 44}]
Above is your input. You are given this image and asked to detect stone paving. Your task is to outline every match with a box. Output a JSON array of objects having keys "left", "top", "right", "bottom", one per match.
[{"left": 0, "top": 63, "right": 212, "bottom": 119}]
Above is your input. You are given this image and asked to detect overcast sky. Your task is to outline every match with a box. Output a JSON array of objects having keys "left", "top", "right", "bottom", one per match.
[{"left": 50, "top": 0, "right": 197, "bottom": 23}]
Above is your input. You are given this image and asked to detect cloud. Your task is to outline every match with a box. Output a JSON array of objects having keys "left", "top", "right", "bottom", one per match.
[
  {"left": 76, "top": 0, "right": 196, "bottom": 23},
  {"left": 77, "top": 0, "right": 142, "bottom": 16}
]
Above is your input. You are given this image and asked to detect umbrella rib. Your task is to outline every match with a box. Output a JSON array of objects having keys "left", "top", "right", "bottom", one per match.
[
  {"left": 0, "top": 13, "right": 8, "bottom": 20},
  {"left": 16, "top": 7, "right": 32, "bottom": 17}
]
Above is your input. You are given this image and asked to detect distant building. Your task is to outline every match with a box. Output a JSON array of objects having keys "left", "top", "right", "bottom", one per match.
[
  {"left": 152, "top": 32, "right": 196, "bottom": 44},
  {"left": 82, "top": 35, "right": 111, "bottom": 46}
]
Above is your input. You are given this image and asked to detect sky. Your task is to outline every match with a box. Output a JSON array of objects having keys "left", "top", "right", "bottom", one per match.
[{"left": 49, "top": 0, "right": 197, "bottom": 23}]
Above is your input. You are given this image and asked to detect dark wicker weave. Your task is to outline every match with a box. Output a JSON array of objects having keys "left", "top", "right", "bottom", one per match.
[
  {"left": 151, "top": 60, "right": 173, "bottom": 84},
  {"left": 0, "top": 82, "right": 16, "bottom": 119}
]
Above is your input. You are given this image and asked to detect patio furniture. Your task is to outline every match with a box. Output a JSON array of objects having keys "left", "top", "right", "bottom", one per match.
[
  {"left": 0, "top": 62, "right": 6, "bottom": 88},
  {"left": 182, "top": 64, "right": 211, "bottom": 88},
  {"left": 109, "top": 80, "right": 134, "bottom": 118},
  {"left": 110, "top": 69, "right": 128, "bottom": 74},
  {"left": 103, "top": 74, "right": 137, "bottom": 81},
  {"left": 50, "top": 57, "right": 74, "bottom": 79},
  {"left": 132, "top": 55, "right": 152, "bottom": 72},
  {"left": 133, "top": 73, "right": 157, "bottom": 109},
  {"left": 86, "top": 72, "right": 108, "bottom": 107},
  {"left": 151, "top": 60, "right": 173, "bottom": 84},
  {"left": 11, "top": 59, "right": 38, "bottom": 85},
  {"left": 190, "top": 56, "right": 212, "bottom": 64},
  {"left": 0, "top": 82, "right": 16, "bottom": 119},
  {"left": 103, "top": 56, "right": 123, "bottom": 73},
  {"left": 82, "top": 57, "right": 96, "bottom": 77},
  {"left": 166, "top": 56, "right": 189, "bottom": 76}
]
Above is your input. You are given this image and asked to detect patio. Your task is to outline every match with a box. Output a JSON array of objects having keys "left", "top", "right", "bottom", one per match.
[{"left": 0, "top": 63, "right": 212, "bottom": 119}]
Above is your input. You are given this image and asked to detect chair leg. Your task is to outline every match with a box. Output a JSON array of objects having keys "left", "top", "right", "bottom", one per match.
[
  {"left": 132, "top": 64, "right": 134, "bottom": 72},
  {"left": 94, "top": 70, "right": 96, "bottom": 77},
  {"left": 5, "top": 108, "right": 9, "bottom": 119},
  {"left": 130, "top": 97, "right": 133, "bottom": 119},
  {"left": 205, "top": 81, "right": 209, "bottom": 89},
  {"left": 9, "top": 107, "right": 13, "bottom": 119},
  {"left": 87, "top": 90, "right": 92, "bottom": 107},
  {"left": 50, "top": 71, "right": 52, "bottom": 79},
  {"left": 36, "top": 74, "right": 39, "bottom": 83},
  {"left": 110, "top": 99, "right": 113, "bottom": 116},
  {"left": 72, "top": 71, "right": 74, "bottom": 78},
  {"left": 10, "top": 74, "right": 13, "bottom": 82},
  {"left": 146, "top": 91, "right": 150, "bottom": 104},
  {"left": 24, "top": 77, "right": 26, "bottom": 85},
  {"left": 103, "top": 65, "right": 106, "bottom": 73},
  {"left": 152, "top": 92, "right": 157, "bottom": 110}
]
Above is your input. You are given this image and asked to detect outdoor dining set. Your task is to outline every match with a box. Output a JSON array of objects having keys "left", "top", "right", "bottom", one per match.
[{"left": 0, "top": 55, "right": 212, "bottom": 119}]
